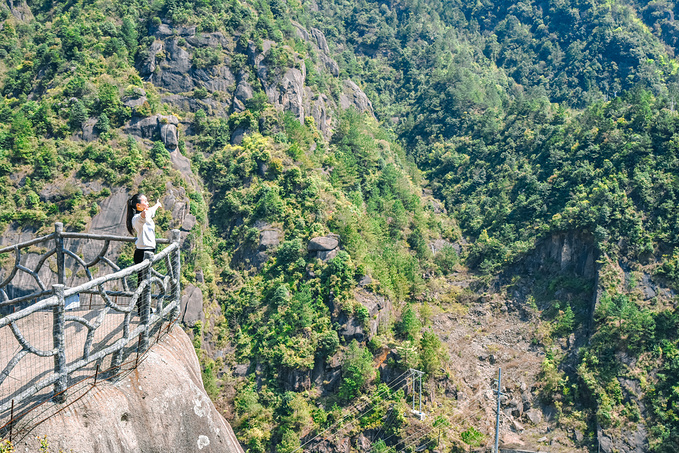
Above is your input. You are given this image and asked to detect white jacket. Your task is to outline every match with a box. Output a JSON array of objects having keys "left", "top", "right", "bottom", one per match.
[{"left": 132, "top": 204, "right": 159, "bottom": 250}]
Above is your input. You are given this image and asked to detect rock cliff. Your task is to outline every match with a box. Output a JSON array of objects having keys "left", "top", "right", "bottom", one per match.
[
  {"left": 14, "top": 325, "right": 244, "bottom": 453},
  {"left": 136, "top": 21, "right": 373, "bottom": 138}
]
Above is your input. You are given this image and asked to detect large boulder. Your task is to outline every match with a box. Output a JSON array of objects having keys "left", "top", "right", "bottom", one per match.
[
  {"left": 159, "top": 117, "right": 179, "bottom": 150},
  {"left": 308, "top": 234, "right": 340, "bottom": 261},
  {"left": 308, "top": 235, "right": 339, "bottom": 252},
  {"left": 15, "top": 326, "right": 244, "bottom": 453},
  {"left": 307, "top": 234, "right": 339, "bottom": 261},
  {"left": 125, "top": 114, "right": 179, "bottom": 150},
  {"left": 180, "top": 284, "right": 205, "bottom": 327}
]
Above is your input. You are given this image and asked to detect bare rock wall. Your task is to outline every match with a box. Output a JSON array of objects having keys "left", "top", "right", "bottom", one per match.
[{"left": 15, "top": 326, "right": 244, "bottom": 453}]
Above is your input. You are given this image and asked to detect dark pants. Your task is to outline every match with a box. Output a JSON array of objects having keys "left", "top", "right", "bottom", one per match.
[
  {"left": 133, "top": 248, "right": 155, "bottom": 314},
  {"left": 133, "top": 248, "right": 156, "bottom": 264}
]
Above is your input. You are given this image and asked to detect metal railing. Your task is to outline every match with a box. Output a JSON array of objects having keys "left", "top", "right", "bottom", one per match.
[{"left": 0, "top": 223, "right": 181, "bottom": 441}]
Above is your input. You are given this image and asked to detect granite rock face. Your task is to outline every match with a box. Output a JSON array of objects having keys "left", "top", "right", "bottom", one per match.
[
  {"left": 15, "top": 326, "right": 244, "bottom": 453},
  {"left": 180, "top": 284, "right": 205, "bottom": 327},
  {"left": 598, "top": 424, "right": 649, "bottom": 453},
  {"left": 125, "top": 114, "right": 179, "bottom": 150},
  {"left": 135, "top": 22, "right": 374, "bottom": 140},
  {"left": 137, "top": 27, "right": 237, "bottom": 118},
  {"left": 339, "top": 80, "right": 374, "bottom": 114}
]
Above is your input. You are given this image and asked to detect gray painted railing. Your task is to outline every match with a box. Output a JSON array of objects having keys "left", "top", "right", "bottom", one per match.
[{"left": 0, "top": 223, "right": 181, "bottom": 438}]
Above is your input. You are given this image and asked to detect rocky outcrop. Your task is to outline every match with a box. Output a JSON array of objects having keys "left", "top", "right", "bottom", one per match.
[
  {"left": 125, "top": 114, "right": 179, "bottom": 149},
  {"left": 137, "top": 27, "right": 236, "bottom": 117},
  {"left": 136, "top": 22, "right": 374, "bottom": 140},
  {"left": 429, "top": 238, "right": 460, "bottom": 255},
  {"left": 81, "top": 118, "right": 99, "bottom": 141},
  {"left": 527, "top": 231, "right": 597, "bottom": 277},
  {"left": 355, "top": 289, "right": 392, "bottom": 338},
  {"left": 339, "top": 80, "right": 374, "bottom": 115},
  {"left": 149, "top": 40, "right": 193, "bottom": 91},
  {"left": 15, "top": 326, "right": 244, "bottom": 453},
  {"left": 2, "top": 0, "right": 33, "bottom": 21},
  {"left": 232, "top": 74, "right": 254, "bottom": 113},
  {"left": 308, "top": 234, "right": 340, "bottom": 261},
  {"left": 123, "top": 87, "right": 149, "bottom": 115},
  {"left": 139, "top": 39, "right": 163, "bottom": 76},
  {"left": 180, "top": 284, "right": 205, "bottom": 327},
  {"left": 598, "top": 424, "right": 649, "bottom": 453},
  {"left": 230, "top": 221, "right": 282, "bottom": 270}
]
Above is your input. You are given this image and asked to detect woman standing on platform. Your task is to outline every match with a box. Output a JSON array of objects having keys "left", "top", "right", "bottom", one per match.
[{"left": 126, "top": 193, "right": 162, "bottom": 264}]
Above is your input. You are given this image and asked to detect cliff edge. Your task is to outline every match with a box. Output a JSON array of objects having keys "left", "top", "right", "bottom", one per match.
[{"left": 14, "top": 325, "right": 244, "bottom": 453}]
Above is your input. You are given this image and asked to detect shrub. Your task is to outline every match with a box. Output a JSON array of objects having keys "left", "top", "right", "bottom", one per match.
[
  {"left": 434, "top": 244, "right": 458, "bottom": 275},
  {"left": 338, "top": 340, "right": 374, "bottom": 401},
  {"left": 460, "top": 426, "right": 484, "bottom": 447},
  {"left": 397, "top": 304, "right": 422, "bottom": 341},
  {"left": 275, "top": 239, "right": 302, "bottom": 265},
  {"left": 150, "top": 141, "right": 170, "bottom": 168},
  {"left": 68, "top": 100, "right": 88, "bottom": 130},
  {"left": 420, "top": 329, "right": 445, "bottom": 376},
  {"left": 254, "top": 185, "right": 284, "bottom": 220}
]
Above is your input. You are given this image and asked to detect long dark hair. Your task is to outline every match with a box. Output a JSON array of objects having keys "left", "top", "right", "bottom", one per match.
[{"left": 126, "top": 193, "right": 144, "bottom": 235}]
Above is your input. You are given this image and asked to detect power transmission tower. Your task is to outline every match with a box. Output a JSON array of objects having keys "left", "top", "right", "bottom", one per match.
[{"left": 409, "top": 368, "right": 425, "bottom": 420}]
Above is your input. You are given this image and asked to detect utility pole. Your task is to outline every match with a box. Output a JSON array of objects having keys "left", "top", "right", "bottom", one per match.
[{"left": 494, "top": 368, "right": 502, "bottom": 453}]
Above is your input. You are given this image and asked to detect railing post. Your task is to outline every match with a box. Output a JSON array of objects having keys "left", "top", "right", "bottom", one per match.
[
  {"left": 54, "top": 223, "right": 65, "bottom": 285},
  {"left": 54, "top": 222, "right": 66, "bottom": 285},
  {"left": 170, "top": 229, "right": 181, "bottom": 323},
  {"left": 139, "top": 251, "right": 154, "bottom": 352},
  {"left": 9, "top": 399, "right": 13, "bottom": 442},
  {"left": 52, "top": 284, "right": 67, "bottom": 403}
]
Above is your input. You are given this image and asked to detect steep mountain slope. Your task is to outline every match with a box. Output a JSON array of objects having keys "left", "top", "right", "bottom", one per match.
[{"left": 1, "top": 0, "right": 679, "bottom": 452}]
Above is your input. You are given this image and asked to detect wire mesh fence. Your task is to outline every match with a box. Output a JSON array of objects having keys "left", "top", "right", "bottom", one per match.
[{"left": 0, "top": 224, "right": 181, "bottom": 442}]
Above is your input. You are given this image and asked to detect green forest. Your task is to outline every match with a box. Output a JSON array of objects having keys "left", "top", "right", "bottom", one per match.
[{"left": 1, "top": 0, "right": 679, "bottom": 451}]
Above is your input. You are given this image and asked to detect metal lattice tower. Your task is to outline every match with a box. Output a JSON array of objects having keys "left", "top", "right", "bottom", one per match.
[{"left": 409, "top": 368, "right": 425, "bottom": 418}]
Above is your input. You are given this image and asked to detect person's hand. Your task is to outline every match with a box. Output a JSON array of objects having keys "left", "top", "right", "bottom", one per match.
[{"left": 155, "top": 200, "right": 163, "bottom": 209}]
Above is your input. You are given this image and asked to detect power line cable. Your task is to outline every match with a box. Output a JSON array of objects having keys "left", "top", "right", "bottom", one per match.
[
  {"left": 370, "top": 422, "right": 431, "bottom": 453},
  {"left": 293, "top": 369, "right": 411, "bottom": 452},
  {"left": 398, "top": 435, "right": 435, "bottom": 453},
  {"left": 322, "top": 372, "right": 412, "bottom": 445},
  {"left": 389, "top": 425, "right": 432, "bottom": 452},
  {"left": 371, "top": 403, "right": 397, "bottom": 442}
]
